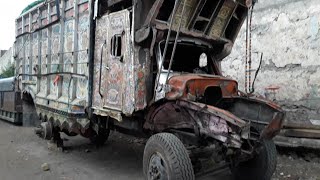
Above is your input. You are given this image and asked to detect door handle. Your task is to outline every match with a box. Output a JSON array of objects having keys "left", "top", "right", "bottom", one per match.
[{"left": 99, "top": 40, "right": 106, "bottom": 98}]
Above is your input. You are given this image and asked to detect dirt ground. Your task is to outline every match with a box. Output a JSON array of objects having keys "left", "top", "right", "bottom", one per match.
[
  {"left": 274, "top": 148, "right": 320, "bottom": 180},
  {"left": 0, "top": 120, "right": 319, "bottom": 180}
]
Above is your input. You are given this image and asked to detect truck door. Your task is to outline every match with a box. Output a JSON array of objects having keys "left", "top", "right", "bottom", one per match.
[
  {"left": 103, "top": 10, "right": 130, "bottom": 111},
  {"left": 93, "top": 9, "right": 130, "bottom": 113}
]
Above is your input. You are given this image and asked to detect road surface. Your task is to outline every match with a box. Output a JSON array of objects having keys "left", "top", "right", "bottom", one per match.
[
  {"left": 0, "top": 120, "right": 319, "bottom": 180},
  {"left": 0, "top": 120, "right": 230, "bottom": 180}
]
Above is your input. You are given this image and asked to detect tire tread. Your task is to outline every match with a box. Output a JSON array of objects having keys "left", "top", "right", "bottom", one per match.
[{"left": 144, "top": 133, "right": 195, "bottom": 180}]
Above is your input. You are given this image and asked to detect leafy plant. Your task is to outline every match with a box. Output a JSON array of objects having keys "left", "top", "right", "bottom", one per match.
[{"left": 0, "top": 63, "right": 15, "bottom": 78}]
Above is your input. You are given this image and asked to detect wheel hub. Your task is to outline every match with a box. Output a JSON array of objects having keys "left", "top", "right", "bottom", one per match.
[
  {"left": 148, "top": 153, "right": 168, "bottom": 180},
  {"left": 35, "top": 122, "right": 53, "bottom": 140}
]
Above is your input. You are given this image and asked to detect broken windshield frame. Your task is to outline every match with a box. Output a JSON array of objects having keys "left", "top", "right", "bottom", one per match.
[{"left": 157, "top": 40, "right": 215, "bottom": 75}]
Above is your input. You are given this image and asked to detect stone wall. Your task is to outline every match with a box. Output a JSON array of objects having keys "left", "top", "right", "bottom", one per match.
[
  {"left": 0, "top": 47, "right": 14, "bottom": 74},
  {"left": 222, "top": 0, "right": 320, "bottom": 124}
]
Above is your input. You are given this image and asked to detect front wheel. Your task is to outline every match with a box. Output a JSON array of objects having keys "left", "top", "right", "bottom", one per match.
[
  {"left": 143, "top": 133, "right": 195, "bottom": 180},
  {"left": 231, "top": 140, "right": 277, "bottom": 180}
]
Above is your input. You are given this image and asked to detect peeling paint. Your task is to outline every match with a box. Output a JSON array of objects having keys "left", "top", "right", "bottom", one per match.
[{"left": 223, "top": 0, "right": 320, "bottom": 123}]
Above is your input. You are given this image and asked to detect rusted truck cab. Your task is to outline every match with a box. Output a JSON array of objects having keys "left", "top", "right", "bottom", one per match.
[
  {"left": 94, "top": 0, "right": 284, "bottom": 179},
  {"left": 15, "top": 0, "right": 284, "bottom": 179}
]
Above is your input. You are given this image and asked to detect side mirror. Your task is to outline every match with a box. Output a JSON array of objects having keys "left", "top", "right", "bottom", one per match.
[{"left": 199, "top": 53, "right": 207, "bottom": 68}]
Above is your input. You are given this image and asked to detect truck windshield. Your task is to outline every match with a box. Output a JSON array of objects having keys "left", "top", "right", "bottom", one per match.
[{"left": 158, "top": 42, "right": 214, "bottom": 74}]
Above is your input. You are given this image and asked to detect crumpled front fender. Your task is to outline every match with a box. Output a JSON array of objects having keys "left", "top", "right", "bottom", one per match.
[
  {"left": 145, "top": 100, "right": 251, "bottom": 148},
  {"left": 223, "top": 96, "right": 285, "bottom": 140},
  {"left": 177, "top": 101, "right": 251, "bottom": 148}
]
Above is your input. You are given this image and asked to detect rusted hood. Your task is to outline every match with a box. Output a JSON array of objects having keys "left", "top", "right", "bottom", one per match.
[{"left": 166, "top": 74, "right": 238, "bottom": 100}]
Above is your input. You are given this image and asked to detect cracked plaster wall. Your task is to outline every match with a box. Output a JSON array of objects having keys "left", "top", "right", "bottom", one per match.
[{"left": 222, "top": 0, "right": 320, "bottom": 124}]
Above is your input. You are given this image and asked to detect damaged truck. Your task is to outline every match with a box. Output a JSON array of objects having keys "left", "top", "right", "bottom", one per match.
[{"left": 14, "top": 0, "right": 285, "bottom": 179}]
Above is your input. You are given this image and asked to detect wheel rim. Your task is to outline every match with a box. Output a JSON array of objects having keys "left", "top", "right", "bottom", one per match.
[{"left": 148, "top": 152, "right": 169, "bottom": 180}]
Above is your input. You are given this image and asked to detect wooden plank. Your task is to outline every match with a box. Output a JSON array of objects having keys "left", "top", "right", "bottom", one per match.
[
  {"left": 283, "top": 122, "right": 320, "bottom": 131},
  {"left": 275, "top": 135, "right": 320, "bottom": 149},
  {"left": 282, "top": 129, "right": 320, "bottom": 139}
]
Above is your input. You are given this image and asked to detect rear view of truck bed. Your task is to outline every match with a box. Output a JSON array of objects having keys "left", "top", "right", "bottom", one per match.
[{"left": 0, "top": 77, "right": 22, "bottom": 124}]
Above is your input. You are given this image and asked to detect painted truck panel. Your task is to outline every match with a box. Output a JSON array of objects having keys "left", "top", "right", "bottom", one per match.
[
  {"left": 92, "top": 9, "right": 136, "bottom": 120},
  {"left": 15, "top": 0, "right": 91, "bottom": 131},
  {"left": 15, "top": 0, "right": 139, "bottom": 127}
]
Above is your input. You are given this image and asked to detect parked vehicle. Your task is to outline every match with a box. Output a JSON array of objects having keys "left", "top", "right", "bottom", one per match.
[
  {"left": 15, "top": 0, "right": 285, "bottom": 179},
  {"left": 0, "top": 77, "right": 22, "bottom": 124}
]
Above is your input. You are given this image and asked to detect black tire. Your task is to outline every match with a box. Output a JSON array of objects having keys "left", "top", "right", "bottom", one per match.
[
  {"left": 231, "top": 140, "right": 277, "bottom": 180},
  {"left": 143, "top": 133, "right": 195, "bottom": 180},
  {"left": 89, "top": 129, "right": 110, "bottom": 146}
]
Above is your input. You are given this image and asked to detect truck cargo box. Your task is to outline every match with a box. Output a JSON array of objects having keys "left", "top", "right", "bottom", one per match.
[{"left": 15, "top": 0, "right": 91, "bottom": 130}]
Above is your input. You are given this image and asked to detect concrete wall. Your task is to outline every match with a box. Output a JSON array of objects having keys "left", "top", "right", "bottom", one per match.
[
  {"left": 0, "top": 47, "right": 14, "bottom": 74},
  {"left": 222, "top": 0, "right": 320, "bottom": 124}
]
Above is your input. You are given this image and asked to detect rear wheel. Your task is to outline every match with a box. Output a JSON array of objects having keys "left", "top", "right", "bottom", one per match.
[
  {"left": 143, "top": 133, "right": 195, "bottom": 180},
  {"left": 231, "top": 140, "right": 277, "bottom": 180},
  {"left": 89, "top": 128, "right": 110, "bottom": 146}
]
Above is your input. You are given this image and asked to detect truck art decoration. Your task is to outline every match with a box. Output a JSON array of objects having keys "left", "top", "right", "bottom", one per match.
[{"left": 14, "top": 0, "right": 285, "bottom": 179}]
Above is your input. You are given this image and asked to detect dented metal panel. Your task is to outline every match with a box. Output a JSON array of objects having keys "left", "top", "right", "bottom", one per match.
[
  {"left": 92, "top": 9, "right": 135, "bottom": 119},
  {"left": 166, "top": 74, "right": 238, "bottom": 100},
  {"left": 103, "top": 11, "right": 127, "bottom": 111},
  {"left": 144, "top": 100, "right": 248, "bottom": 148}
]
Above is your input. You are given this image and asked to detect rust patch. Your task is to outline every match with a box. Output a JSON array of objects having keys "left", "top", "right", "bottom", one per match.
[
  {"left": 166, "top": 74, "right": 238, "bottom": 100},
  {"left": 145, "top": 100, "right": 249, "bottom": 148},
  {"left": 261, "top": 112, "right": 285, "bottom": 140}
]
